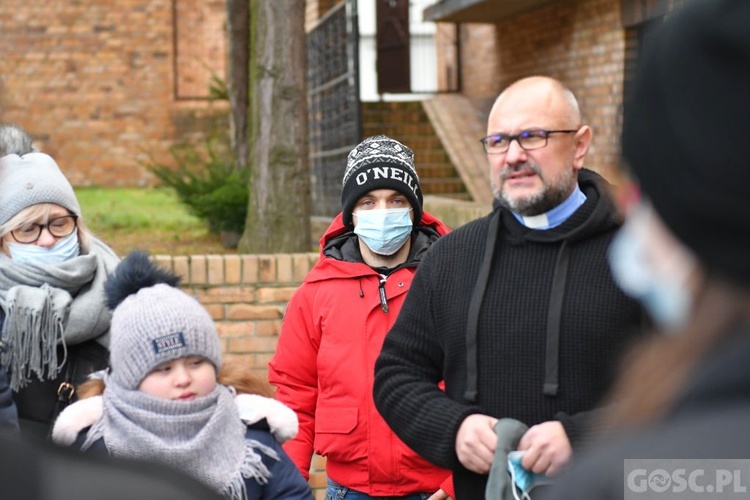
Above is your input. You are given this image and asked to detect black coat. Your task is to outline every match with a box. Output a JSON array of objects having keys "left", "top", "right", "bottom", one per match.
[
  {"left": 0, "top": 367, "right": 19, "bottom": 433},
  {"left": 374, "top": 169, "right": 646, "bottom": 499},
  {"left": 0, "top": 432, "right": 224, "bottom": 500}
]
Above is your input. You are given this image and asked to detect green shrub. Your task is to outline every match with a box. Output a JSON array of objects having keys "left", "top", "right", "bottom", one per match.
[{"left": 146, "top": 137, "right": 249, "bottom": 236}]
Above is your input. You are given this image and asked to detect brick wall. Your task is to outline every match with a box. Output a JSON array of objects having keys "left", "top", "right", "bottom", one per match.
[
  {"left": 436, "top": 0, "right": 627, "bottom": 182},
  {"left": 0, "top": 0, "right": 229, "bottom": 187},
  {"left": 0, "top": 0, "right": 341, "bottom": 187}
]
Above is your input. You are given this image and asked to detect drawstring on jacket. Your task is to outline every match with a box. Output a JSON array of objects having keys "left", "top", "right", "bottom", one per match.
[
  {"left": 464, "top": 210, "right": 571, "bottom": 402},
  {"left": 356, "top": 275, "right": 389, "bottom": 314},
  {"left": 464, "top": 210, "right": 500, "bottom": 403},
  {"left": 378, "top": 275, "right": 389, "bottom": 313},
  {"left": 543, "top": 241, "right": 570, "bottom": 396}
]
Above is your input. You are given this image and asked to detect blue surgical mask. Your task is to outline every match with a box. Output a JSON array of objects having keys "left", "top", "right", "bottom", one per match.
[
  {"left": 353, "top": 208, "right": 413, "bottom": 256},
  {"left": 608, "top": 203, "right": 695, "bottom": 332},
  {"left": 507, "top": 450, "right": 552, "bottom": 500},
  {"left": 6, "top": 232, "right": 81, "bottom": 266}
]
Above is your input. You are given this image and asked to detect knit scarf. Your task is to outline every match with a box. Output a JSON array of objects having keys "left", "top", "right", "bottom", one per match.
[
  {"left": 84, "top": 379, "right": 278, "bottom": 500},
  {"left": 0, "top": 238, "right": 119, "bottom": 391}
]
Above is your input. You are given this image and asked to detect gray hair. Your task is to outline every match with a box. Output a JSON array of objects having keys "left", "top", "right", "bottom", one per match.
[{"left": 0, "top": 123, "right": 38, "bottom": 157}]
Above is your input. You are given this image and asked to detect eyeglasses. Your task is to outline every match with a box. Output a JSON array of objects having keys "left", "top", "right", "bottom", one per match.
[
  {"left": 11, "top": 215, "right": 78, "bottom": 244},
  {"left": 479, "top": 129, "right": 579, "bottom": 154}
]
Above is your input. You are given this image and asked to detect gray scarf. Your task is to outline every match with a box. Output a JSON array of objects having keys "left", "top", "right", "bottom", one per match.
[
  {"left": 84, "top": 379, "right": 277, "bottom": 499},
  {"left": 0, "top": 238, "right": 119, "bottom": 390}
]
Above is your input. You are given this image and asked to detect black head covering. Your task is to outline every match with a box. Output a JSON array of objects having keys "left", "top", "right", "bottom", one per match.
[{"left": 622, "top": 0, "right": 750, "bottom": 286}]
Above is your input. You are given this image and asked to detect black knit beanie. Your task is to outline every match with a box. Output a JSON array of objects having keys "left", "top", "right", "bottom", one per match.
[
  {"left": 622, "top": 0, "right": 750, "bottom": 286},
  {"left": 341, "top": 135, "right": 422, "bottom": 228}
]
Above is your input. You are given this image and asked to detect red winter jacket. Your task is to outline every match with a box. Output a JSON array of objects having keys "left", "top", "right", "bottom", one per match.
[{"left": 269, "top": 211, "right": 453, "bottom": 497}]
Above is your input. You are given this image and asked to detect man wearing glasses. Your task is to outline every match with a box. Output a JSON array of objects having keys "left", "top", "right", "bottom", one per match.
[{"left": 374, "top": 76, "right": 645, "bottom": 498}]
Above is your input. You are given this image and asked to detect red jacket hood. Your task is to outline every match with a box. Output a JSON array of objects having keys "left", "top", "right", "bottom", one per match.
[{"left": 304, "top": 210, "right": 450, "bottom": 284}]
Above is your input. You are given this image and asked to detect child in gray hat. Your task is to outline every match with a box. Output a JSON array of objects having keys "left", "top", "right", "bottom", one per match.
[{"left": 51, "top": 251, "right": 312, "bottom": 500}]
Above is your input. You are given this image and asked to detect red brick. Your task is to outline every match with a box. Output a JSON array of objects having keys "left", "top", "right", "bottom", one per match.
[{"left": 227, "top": 304, "right": 284, "bottom": 320}]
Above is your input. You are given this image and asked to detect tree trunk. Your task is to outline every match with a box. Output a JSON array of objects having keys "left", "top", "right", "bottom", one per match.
[
  {"left": 226, "top": 0, "right": 250, "bottom": 169},
  {"left": 239, "top": 0, "right": 310, "bottom": 253}
]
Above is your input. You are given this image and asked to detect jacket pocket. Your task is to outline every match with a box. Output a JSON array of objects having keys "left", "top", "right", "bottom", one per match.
[{"left": 314, "top": 406, "right": 364, "bottom": 461}]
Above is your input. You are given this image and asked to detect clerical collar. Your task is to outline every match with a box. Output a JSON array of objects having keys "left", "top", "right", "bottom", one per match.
[{"left": 512, "top": 184, "right": 587, "bottom": 230}]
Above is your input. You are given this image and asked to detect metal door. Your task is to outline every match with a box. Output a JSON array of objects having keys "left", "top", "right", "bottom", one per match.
[{"left": 376, "top": 0, "right": 410, "bottom": 94}]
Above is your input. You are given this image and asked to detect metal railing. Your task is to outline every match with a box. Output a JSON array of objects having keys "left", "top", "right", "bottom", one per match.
[{"left": 307, "top": 0, "right": 362, "bottom": 217}]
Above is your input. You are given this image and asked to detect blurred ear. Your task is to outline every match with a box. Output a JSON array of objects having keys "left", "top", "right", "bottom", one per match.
[{"left": 572, "top": 126, "right": 593, "bottom": 170}]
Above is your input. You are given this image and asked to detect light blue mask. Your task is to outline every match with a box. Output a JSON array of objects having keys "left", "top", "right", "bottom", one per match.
[
  {"left": 6, "top": 231, "right": 81, "bottom": 266},
  {"left": 353, "top": 208, "right": 413, "bottom": 256},
  {"left": 608, "top": 206, "right": 693, "bottom": 332},
  {"left": 507, "top": 450, "right": 553, "bottom": 500}
]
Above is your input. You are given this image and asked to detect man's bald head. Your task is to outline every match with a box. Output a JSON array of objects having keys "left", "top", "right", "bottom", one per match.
[{"left": 491, "top": 76, "right": 582, "bottom": 129}]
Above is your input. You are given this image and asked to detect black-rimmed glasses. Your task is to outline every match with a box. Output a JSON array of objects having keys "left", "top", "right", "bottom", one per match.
[
  {"left": 479, "top": 129, "right": 579, "bottom": 154},
  {"left": 11, "top": 215, "right": 78, "bottom": 244}
]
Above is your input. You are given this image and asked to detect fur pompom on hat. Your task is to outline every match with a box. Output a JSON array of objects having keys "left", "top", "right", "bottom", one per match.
[
  {"left": 0, "top": 152, "right": 81, "bottom": 226},
  {"left": 341, "top": 135, "right": 422, "bottom": 228},
  {"left": 622, "top": 0, "right": 750, "bottom": 286},
  {"left": 105, "top": 251, "right": 222, "bottom": 390},
  {"left": 0, "top": 123, "right": 37, "bottom": 157}
]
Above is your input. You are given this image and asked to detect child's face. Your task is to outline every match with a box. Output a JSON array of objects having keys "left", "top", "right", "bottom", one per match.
[{"left": 138, "top": 355, "right": 217, "bottom": 401}]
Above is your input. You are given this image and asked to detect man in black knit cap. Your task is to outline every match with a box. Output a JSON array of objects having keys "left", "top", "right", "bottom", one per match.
[{"left": 373, "top": 76, "right": 646, "bottom": 499}]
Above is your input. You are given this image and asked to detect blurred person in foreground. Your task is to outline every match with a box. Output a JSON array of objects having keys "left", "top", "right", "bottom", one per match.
[
  {"left": 373, "top": 76, "right": 646, "bottom": 498},
  {"left": 539, "top": 0, "right": 750, "bottom": 498},
  {"left": 269, "top": 135, "right": 454, "bottom": 498},
  {"left": 0, "top": 430, "right": 225, "bottom": 500},
  {"left": 0, "top": 124, "right": 119, "bottom": 438}
]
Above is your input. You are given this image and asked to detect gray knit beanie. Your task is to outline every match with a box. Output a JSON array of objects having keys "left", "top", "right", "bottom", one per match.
[
  {"left": 106, "top": 251, "right": 222, "bottom": 390},
  {"left": 341, "top": 135, "right": 422, "bottom": 228},
  {"left": 0, "top": 153, "right": 81, "bottom": 226}
]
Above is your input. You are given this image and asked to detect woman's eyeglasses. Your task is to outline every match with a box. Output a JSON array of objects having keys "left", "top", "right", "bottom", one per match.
[{"left": 11, "top": 215, "right": 78, "bottom": 244}]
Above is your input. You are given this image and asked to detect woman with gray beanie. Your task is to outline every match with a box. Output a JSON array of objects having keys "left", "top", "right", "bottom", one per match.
[
  {"left": 537, "top": 0, "right": 750, "bottom": 498},
  {"left": 0, "top": 123, "right": 120, "bottom": 437}
]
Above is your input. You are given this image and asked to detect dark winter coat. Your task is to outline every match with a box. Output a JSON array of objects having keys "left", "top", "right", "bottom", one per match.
[
  {"left": 539, "top": 323, "right": 750, "bottom": 500},
  {"left": 374, "top": 169, "right": 646, "bottom": 499},
  {"left": 0, "top": 431, "right": 225, "bottom": 500},
  {"left": 0, "top": 367, "right": 19, "bottom": 433},
  {"left": 79, "top": 421, "right": 312, "bottom": 500}
]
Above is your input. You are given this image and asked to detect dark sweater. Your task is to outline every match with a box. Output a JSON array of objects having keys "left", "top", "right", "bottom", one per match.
[{"left": 373, "top": 169, "right": 645, "bottom": 499}]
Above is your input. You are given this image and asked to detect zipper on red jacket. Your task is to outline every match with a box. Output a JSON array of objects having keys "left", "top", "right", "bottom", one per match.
[{"left": 378, "top": 276, "right": 389, "bottom": 313}]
